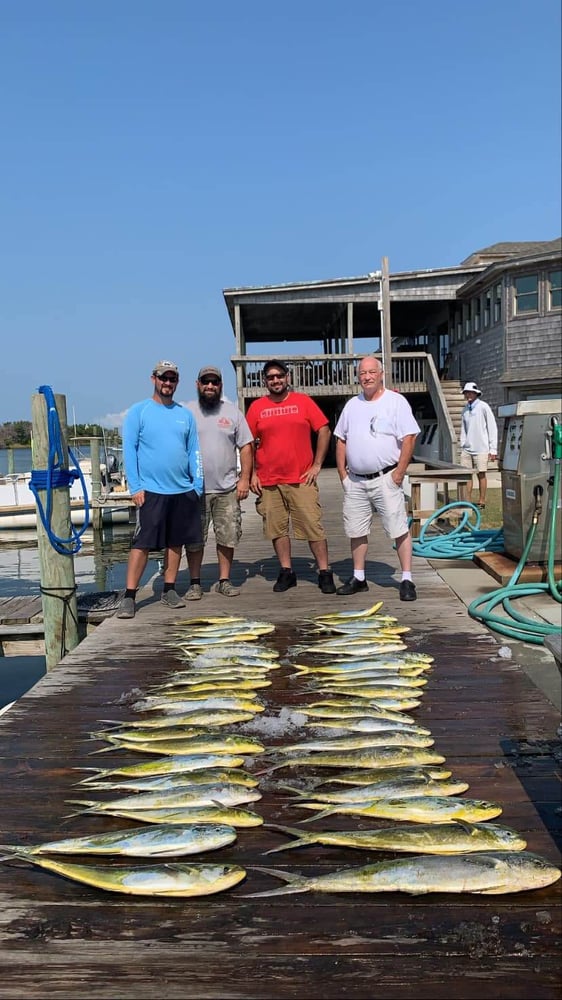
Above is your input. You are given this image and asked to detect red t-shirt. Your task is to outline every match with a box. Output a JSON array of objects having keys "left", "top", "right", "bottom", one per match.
[{"left": 246, "top": 391, "right": 329, "bottom": 485}]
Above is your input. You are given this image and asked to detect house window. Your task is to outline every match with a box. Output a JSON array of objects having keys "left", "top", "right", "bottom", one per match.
[
  {"left": 549, "top": 269, "right": 562, "bottom": 309},
  {"left": 473, "top": 297, "right": 481, "bottom": 333},
  {"left": 514, "top": 274, "right": 538, "bottom": 313},
  {"left": 484, "top": 288, "right": 491, "bottom": 327},
  {"left": 493, "top": 283, "right": 502, "bottom": 324},
  {"left": 464, "top": 302, "right": 471, "bottom": 338}
]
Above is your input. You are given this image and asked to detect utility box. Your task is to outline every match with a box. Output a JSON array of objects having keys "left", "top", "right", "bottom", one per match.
[{"left": 499, "top": 400, "right": 562, "bottom": 562}]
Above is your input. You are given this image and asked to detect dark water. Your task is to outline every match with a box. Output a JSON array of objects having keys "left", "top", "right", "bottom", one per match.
[
  {"left": 0, "top": 447, "right": 34, "bottom": 475},
  {"left": 0, "top": 521, "right": 161, "bottom": 711},
  {"left": 0, "top": 524, "right": 144, "bottom": 598}
]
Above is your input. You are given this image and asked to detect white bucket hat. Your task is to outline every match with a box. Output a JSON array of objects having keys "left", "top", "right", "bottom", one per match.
[{"left": 462, "top": 382, "right": 482, "bottom": 395}]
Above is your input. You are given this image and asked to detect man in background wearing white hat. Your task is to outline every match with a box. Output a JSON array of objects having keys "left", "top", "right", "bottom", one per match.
[{"left": 459, "top": 382, "right": 498, "bottom": 510}]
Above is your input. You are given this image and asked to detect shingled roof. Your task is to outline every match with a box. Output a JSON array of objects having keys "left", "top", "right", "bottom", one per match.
[{"left": 461, "top": 238, "right": 561, "bottom": 266}]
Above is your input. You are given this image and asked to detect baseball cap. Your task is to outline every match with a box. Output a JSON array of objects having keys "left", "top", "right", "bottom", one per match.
[
  {"left": 263, "top": 359, "right": 289, "bottom": 375},
  {"left": 462, "top": 382, "right": 482, "bottom": 395},
  {"left": 153, "top": 360, "right": 179, "bottom": 376},
  {"left": 198, "top": 365, "right": 223, "bottom": 381}
]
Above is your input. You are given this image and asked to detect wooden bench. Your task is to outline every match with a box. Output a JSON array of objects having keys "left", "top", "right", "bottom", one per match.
[{"left": 407, "top": 461, "right": 473, "bottom": 538}]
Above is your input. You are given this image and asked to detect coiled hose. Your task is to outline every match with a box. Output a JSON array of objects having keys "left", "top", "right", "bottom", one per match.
[
  {"left": 467, "top": 458, "right": 561, "bottom": 644},
  {"left": 412, "top": 502, "right": 504, "bottom": 559}
]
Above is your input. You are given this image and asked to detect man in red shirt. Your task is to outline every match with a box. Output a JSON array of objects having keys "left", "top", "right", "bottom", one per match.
[{"left": 247, "top": 359, "right": 336, "bottom": 594}]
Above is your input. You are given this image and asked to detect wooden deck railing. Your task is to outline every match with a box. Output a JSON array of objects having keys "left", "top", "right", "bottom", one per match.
[
  {"left": 231, "top": 351, "right": 457, "bottom": 463},
  {"left": 232, "top": 352, "right": 429, "bottom": 399}
]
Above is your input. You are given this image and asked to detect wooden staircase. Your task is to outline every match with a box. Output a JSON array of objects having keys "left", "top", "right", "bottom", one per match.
[{"left": 439, "top": 379, "right": 464, "bottom": 460}]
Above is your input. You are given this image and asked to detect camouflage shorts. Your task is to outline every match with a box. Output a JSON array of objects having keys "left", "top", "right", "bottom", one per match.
[{"left": 185, "top": 489, "right": 242, "bottom": 551}]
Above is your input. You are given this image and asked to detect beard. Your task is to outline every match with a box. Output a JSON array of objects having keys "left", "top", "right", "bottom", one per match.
[{"left": 198, "top": 389, "right": 221, "bottom": 412}]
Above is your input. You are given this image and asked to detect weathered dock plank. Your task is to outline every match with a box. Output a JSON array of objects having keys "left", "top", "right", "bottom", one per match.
[{"left": 0, "top": 472, "right": 560, "bottom": 999}]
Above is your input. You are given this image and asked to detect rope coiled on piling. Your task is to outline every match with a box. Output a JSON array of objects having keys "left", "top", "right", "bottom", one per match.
[{"left": 28, "top": 385, "right": 90, "bottom": 554}]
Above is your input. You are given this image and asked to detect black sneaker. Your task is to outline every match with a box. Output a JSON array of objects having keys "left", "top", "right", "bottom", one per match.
[
  {"left": 399, "top": 580, "right": 417, "bottom": 602},
  {"left": 318, "top": 570, "right": 336, "bottom": 594},
  {"left": 273, "top": 569, "right": 297, "bottom": 593},
  {"left": 336, "top": 576, "right": 368, "bottom": 596}
]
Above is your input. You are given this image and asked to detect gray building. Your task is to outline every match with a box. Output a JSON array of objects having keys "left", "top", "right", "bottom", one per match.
[{"left": 223, "top": 238, "right": 561, "bottom": 463}]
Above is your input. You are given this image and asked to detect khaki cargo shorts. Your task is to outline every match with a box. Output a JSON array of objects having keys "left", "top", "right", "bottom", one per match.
[
  {"left": 460, "top": 450, "right": 489, "bottom": 473},
  {"left": 256, "top": 483, "right": 327, "bottom": 541},
  {"left": 185, "top": 489, "right": 242, "bottom": 551}
]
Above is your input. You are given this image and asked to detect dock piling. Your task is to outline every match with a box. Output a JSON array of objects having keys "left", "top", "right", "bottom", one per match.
[{"left": 31, "top": 391, "right": 80, "bottom": 669}]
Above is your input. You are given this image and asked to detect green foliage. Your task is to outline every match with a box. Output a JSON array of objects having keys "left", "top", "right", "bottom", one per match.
[
  {"left": 0, "top": 421, "right": 32, "bottom": 448},
  {"left": 0, "top": 422, "right": 121, "bottom": 449}
]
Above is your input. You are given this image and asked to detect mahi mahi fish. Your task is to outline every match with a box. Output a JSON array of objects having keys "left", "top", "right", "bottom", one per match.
[
  {"left": 64, "top": 804, "right": 264, "bottom": 827},
  {"left": 78, "top": 768, "right": 259, "bottom": 792},
  {"left": 90, "top": 734, "right": 266, "bottom": 756},
  {"left": 75, "top": 753, "right": 247, "bottom": 783},
  {"left": 260, "top": 747, "right": 446, "bottom": 774},
  {"left": 68, "top": 782, "right": 261, "bottom": 812},
  {"left": 242, "top": 853, "right": 560, "bottom": 897},
  {"left": 278, "top": 775, "right": 468, "bottom": 802},
  {"left": 262, "top": 821, "right": 527, "bottom": 855},
  {"left": 0, "top": 856, "right": 246, "bottom": 896},
  {"left": 298, "top": 795, "right": 503, "bottom": 824},
  {"left": 276, "top": 733, "right": 435, "bottom": 753},
  {"left": 0, "top": 823, "right": 237, "bottom": 858}
]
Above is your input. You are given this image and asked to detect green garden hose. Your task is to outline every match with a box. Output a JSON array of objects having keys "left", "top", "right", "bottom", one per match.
[
  {"left": 412, "top": 502, "right": 504, "bottom": 559},
  {"left": 467, "top": 437, "right": 561, "bottom": 645}
]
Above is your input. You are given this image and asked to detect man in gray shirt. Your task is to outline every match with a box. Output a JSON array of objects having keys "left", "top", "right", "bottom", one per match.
[{"left": 184, "top": 365, "right": 254, "bottom": 597}]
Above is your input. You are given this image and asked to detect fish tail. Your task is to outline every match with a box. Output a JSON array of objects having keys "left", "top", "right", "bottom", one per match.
[
  {"left": 241, "top": 866, "right": 310, "bottom": 897},
  {"left": 64, "top": 799, "right": 98, "bottom": 814},
  {"left": 263, "top": 824, "right": 319, "bottom": 854},
  {"left": 0, "top": 846, "right": 21, "bottom": 860},
  {"left": 299, "top": 805, "right": 338, "bottom": 824},
  {"left": 275, "top": 783, "right": 307, "bottom": 797},
  {"left": 252, "top": 761, "right": 288, "bottom": 775}
]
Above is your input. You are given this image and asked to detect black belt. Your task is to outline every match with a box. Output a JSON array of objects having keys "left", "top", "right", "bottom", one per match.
[{"left": 352, "top": 463, "right": 398, "bottom": 480}]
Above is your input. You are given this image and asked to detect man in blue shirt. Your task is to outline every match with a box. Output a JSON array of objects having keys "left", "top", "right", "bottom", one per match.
[{"left": 117, "top": 360, "right": 204, "bottom": 619}]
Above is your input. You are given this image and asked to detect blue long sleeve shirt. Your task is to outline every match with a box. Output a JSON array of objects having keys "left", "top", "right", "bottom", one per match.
[{"left": 122, "top": 398, "right": 204, "bottom": 496}]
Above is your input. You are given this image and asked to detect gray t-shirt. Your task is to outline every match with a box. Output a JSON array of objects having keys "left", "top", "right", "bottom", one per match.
[{"left": 185, "top": 398, "right": 253, "bottom": 493}]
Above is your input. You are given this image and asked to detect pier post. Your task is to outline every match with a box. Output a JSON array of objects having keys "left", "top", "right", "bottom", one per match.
[
  {"left": 7, "top": 448, "right": 15, "bottom": 474},
  {"left": 89, "top": 436, "right": 103, "bottom": 532},
  {"left": 380, "top": 256, "right": 393, "bottom": 390},
  {"left": 31, "top": 392, "right": 80, "bottom": 670}
]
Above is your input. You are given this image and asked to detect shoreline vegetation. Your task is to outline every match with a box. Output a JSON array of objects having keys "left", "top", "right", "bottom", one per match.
[{"left": 0, "top": 421, "right": 118, "bottom": 450}]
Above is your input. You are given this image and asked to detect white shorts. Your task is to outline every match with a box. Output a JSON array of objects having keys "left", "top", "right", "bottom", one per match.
[
  {"left": 460, "top": 451, "right": 489, "bottom": 473},
  {"left": 341, "top": 471, "right": 409, "bottom": 541}
]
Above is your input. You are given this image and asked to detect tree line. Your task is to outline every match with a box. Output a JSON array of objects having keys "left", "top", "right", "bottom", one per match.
[{"left": 0, "top": 421, "right": 113, "bottom": 449}]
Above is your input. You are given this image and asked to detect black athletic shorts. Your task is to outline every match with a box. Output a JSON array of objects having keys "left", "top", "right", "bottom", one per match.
[{"left": 132, "top": 490, "right": 203, "bottom": 550}]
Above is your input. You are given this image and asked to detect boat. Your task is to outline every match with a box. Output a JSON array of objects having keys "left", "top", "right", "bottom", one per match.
[{"left": 0, "top": 449, "right": 132, "bottom": 531}]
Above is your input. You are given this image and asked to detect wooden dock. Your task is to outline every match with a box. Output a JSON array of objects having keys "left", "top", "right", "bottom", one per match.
[{"left": 0, "top": 471, "right": 560, "bottom": 999}]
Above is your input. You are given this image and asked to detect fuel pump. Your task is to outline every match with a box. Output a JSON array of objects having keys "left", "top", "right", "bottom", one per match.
[
  {"left": 468, "top": 399, "right": 561, "bottom": 644},
  {"left": 499, "top": 400, "right": 562, "bottom": 563}
]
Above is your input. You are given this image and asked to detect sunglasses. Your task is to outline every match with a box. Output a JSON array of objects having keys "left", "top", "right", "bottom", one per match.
[
  {"left": 265, "top": 372, "right": 287, "bottom": 381},
  {"left": 200, "top": 377, "right": 221, "bottom": 386},
  {"left": 157, "top": 374, "right": 178, "bottom": 383}
]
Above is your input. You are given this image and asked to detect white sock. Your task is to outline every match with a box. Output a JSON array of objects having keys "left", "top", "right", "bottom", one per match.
[
  {"left": 401, "top": 572, "right": 412, "bottom": 582},
  {"left": 354, "top": 569, "right": 366, "bottom": 581}
]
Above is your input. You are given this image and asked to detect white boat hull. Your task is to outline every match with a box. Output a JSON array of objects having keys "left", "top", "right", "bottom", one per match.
[
  {"left": 0, "top": 505, "right": 129, "bottom": 530},
  {"left": 0, "top": 470, "right": 130, "bottom": 531}
]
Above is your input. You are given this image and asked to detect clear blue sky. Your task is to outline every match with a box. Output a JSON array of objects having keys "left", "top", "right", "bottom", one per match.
[{"left": 1, "top": 0, "right": 560, "bottom": 426}]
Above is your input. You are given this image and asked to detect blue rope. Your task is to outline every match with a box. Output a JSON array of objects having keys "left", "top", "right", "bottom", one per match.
[
  {"left": 28, "top": 385, "right": 90, "bottom": 554},
  {"left": 412, "top": 501, "right": 504, "bottom": 559}
]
